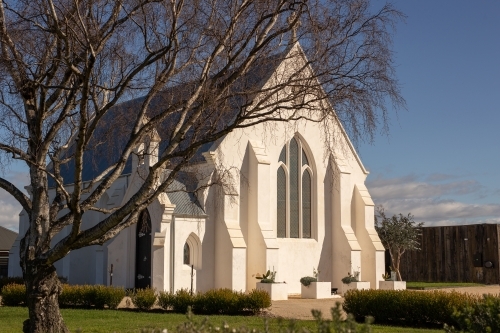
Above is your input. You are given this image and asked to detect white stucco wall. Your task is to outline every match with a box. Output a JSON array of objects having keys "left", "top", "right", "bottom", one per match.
[
  {"left": 209, "top": 114, "right": 380, "bottom": 293},
  {"left": 172, "top": 216, "right": 206, "bottom": 292}
]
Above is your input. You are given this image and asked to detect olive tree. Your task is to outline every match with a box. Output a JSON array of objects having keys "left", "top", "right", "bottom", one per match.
[
  {"left": 0, "top": 0, "right": 405, "bottom": 331},
  {"left": 375, "top": 206, "right": 424, "bottom": 281}
]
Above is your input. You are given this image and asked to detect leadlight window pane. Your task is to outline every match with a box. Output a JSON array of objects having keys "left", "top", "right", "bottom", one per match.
[
  {"left": 279, "top": 145, "right": 286, "bottom": 163},
  {"left": 290, "top": 138, "right": 299, "bottom": 238},
  {"left": 183, "top": 243, "right": 190, "bottom": 265},
  {"left": 277, "top": 167, "right": 287, "bottom": 238},
  {"left": 302, "top": 149, "right": 309, "bottom": 166},
  {"left": 302, "top": 170, "right": 311, "bottom": 238}
]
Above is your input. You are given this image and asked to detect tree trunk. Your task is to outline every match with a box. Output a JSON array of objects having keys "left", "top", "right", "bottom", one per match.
[
  {"left": 395, "top": 254, "right": 402, "bottom": 281},
  {"left": 23, "top": 264, "right": 68, "bottom": 333}
]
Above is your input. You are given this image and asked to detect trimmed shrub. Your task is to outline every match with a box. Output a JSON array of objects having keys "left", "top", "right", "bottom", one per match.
[
  {"left": 243, "top": 288, "right": 271, "bottom": 313},
  {"left": 131, "top": 288, "right": 157, "bottom": 310},
  {"left": 1, "top": 283, "right": 26, "bottom": 306},
  {"left": 196, "top": 288, "right": 242, "bottom": 314},
  {"left": 343, "top": 289, "right": 479, "bottom": 327},
  {"left": 170, "top": 289, "right": 194, "bottom": 313},
  {"left": 157, "top": 290, "right": 175, "bottom": 310},
  {"left": 444, "top": 294, "right": 500, "bottom": 333},
  {"left": 158, "top": 288, "right": 270, "bottom": 314},
  {"left": 91, "top": 285, "right": 126, "bottom": 309},
  {"left": 103, "top": 286, "right": 126, "bottom": 309},
  {"left": 0, "top": 277, "right": 24, "bottom": 293},
  {"left": 59, "top": 284, "right": 93, "bottom": 308},
  {"left": 58, "top": 284, "right": 125, "bottom": 309}
]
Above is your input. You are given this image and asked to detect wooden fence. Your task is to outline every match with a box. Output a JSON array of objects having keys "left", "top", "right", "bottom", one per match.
[{"left": 396, "top": 224, "right": 500, "bottom": 284}]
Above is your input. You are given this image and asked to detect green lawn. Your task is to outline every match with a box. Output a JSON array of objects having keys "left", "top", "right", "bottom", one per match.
[
  {"left": 406, "top": 282, "right": 486, "bottom": 289},
  {"left": 0, "top": 307, "right": 442, "bottom": 333}
]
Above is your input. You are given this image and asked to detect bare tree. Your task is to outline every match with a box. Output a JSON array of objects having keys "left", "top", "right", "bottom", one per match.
[
  {"left": 0, "top": 0, "right": 404, "bottom": 331},
  {"left": 375, "top": 206, "right": 423, "bottom": 281}
]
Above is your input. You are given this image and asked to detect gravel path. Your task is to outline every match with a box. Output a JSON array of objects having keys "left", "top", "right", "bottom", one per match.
[{"left": 431, "top": 285, "right": 500, "bottom": 296}]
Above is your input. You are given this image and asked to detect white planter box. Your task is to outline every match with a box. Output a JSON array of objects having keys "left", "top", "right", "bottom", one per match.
[
  {"left": 256, "top": 282, "right": 288, "bottom": 300},
  {"left": 342, "top": 281, "right": 370, "bottom": 295},
  {"left": 301, "top": 281, "right": 332, "bottom": 299},
  {"left": 379, "top": 281, "right": 406, "bottom": 290}
]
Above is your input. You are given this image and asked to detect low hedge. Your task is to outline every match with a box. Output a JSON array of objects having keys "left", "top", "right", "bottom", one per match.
[
  {"left": 1, "top": 283, "right": 125, "bottom": 309},
  {"left": 244, "top": 288, "right": 272, "bottom": 313},
  {"left": 158, "top": 288, "right": 271, "bottom": 314},
  {"left": 0, "top": 277, "right": 24, "bottom": 294},
  {"left": 59, "top": 284, "right": 125, "bottom": 309},
  {"left": 131, "top": 288, "right": 157, "bottom": 310},
  {"left": 343, "top": 289, "right": 479, "bottom": 327},
  {"left": 444, "top": 294, "right": 500, "bottom": 333},
  {"left": 2, "top": 283, "right": 270, "bottom": 314},
  {"left": 159, "top": 289, "right": 194, "bottom": 313},
  {"left": 1, "top": 283, "right": 26, "bottom": 306}
]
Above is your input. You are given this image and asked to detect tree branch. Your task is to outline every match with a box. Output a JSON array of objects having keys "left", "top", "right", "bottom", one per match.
[{"left": 0, "top": 177, "right": 31, "bottom": 212}]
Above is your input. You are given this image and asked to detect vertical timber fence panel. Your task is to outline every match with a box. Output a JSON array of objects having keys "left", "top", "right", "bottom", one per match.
[{"left": 397, "top": 224, "right": 500, "bottom": 284}]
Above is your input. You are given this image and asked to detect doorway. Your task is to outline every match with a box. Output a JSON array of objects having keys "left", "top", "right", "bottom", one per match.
[{"left": 135, "top": 209, "right": 152, "bottom": 289}]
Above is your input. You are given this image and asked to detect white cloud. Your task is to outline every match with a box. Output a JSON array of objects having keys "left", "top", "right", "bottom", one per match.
[
  {"left": 368, "top": 176, "right": 482, "bottom": 199},
  {"left": 368, "top": 174, "right": 500, "bottom": 227},
  {"left": 0, "top": 170, "right": 29, "bottom": 232},
  {"left": 0, "top": 192, "right": 21, "bottom": 231},
  {"left": 424, "top": 173, "right": 459, "bottom": 182}
]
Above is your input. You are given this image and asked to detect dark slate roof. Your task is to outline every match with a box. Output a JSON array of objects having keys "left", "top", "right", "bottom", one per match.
[
  {"left": 48, "top": 51, "right": 287, "bottom": 213},
  {"left": 0, "top": 226, "right": 18, "bottom": 251},
  {"left": 166, "top": 178, "right": 206, "bottom": 216}
]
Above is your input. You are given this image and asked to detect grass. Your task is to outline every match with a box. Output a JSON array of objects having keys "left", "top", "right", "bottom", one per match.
[
  {"left": 0, "top": 306, "right": 442, "bottom": 333},
  {"left": 406, "top": 282, "right": 486, "bottom": 289}
]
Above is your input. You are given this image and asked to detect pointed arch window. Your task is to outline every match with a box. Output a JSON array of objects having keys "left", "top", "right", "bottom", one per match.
[
  {"left": 183, "top": 243, "right": 190, "bottom": 265},
  {"left": 277, "top": 137, "right": 313, "bottom": 239},
  {"left": 302, "top": 170, "right": 311, "bottom": 238},
  {"left": 277, "top": 167, "right": 287, "bottom": 238}
]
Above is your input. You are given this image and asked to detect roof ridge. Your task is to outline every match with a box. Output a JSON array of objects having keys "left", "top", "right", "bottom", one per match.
[{"left": 0, "top": 225, "right": 18, "bottom": 236}]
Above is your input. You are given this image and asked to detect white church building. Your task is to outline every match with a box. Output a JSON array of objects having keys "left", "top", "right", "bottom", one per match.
[{"left": 10, "top": 44, "right": 385, "bottom": 295}]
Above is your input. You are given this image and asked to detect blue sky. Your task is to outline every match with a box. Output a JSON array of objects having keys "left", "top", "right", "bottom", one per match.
[
  {"left": 359, "top": 0, "right": 500, "bottom": 225},
  {"left": 1, "top": 1, "right": 499, "bottom": 231}
]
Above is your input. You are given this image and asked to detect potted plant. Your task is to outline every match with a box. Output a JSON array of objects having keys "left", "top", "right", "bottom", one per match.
[
  {"left": 379, "top": 269, "right": 406, "bottom": 290},
  {"left": 300, "top": 267, "right": 332, "bottom": 299},
  {"left": 341, "top": 270, "right": 370, "bottom": 294},
  {"left": 255, "top": 268, "right": 287, "bottom": 300}
]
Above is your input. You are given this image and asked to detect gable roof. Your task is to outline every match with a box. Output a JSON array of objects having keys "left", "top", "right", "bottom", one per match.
[
  {"left": 0, "top": 226, "right": 18, "bottom": 251},
  {"left": 48, "top": 51, "right": 288, "bottom": 215},
  {"left": 50, "top": 51, "right": 286, "bottom": 188}
]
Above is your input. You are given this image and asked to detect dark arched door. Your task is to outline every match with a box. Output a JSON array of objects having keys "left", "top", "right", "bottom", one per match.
[{"left": 135, "top": 209, "right": 152, "bottom": 289}]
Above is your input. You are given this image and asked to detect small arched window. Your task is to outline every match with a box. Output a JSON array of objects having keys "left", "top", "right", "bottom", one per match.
[
  {"left": 183, "top": 243, "right": 190, "bottom": 265},
  {"left": 184, "top": 233, "right": 202, "bottom": 269},
  {"left": 277, "top": 137, "right": 313, "bottom": 239}
]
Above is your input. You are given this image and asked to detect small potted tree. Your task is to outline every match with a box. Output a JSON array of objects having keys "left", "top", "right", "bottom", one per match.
[
  {"left": 255, "top": 268, "right": 287, "bottom": 300},
  {"left": 375, "top": 206, "right": 423, "bottom": 290},
  {"left": 300, "top": 268, "right": 332, "bottom": 299},
  {"left": 341, "top": 270, "right": 370, "bottom": 294}
]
